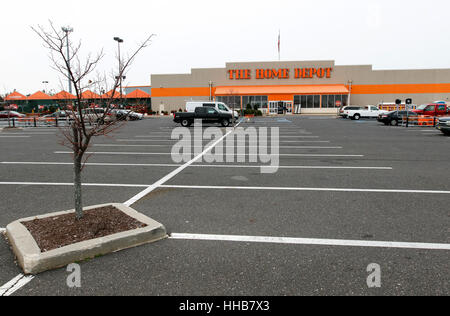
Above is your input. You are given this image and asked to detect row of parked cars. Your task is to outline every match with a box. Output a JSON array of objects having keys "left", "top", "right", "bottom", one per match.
[
  {"left": 340, "top": 102, "right": 450, "bottom": 135},
  {"left": 43, "top": 109, "right": 144, "bottom": 122},
  {"left": 0, "top": 109, "right": 144, "bottom": 123},
  {"left": 0, "top": 111, "right": 26, "bottom": 119}
]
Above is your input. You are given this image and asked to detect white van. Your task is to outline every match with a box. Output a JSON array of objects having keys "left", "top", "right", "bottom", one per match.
[
  {"left": 344, "top": 105, "right": 387, "bottom": 120},
  {"left": 186, "top": 101, "right": 239, "bottom": 119}
]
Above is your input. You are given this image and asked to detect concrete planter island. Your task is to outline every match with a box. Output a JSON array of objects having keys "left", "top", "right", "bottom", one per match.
[{"left": 6, "top": 203, "right": 167, "bottom": 275}]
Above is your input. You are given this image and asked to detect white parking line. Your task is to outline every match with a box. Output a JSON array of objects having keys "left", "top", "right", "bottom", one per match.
[
  {"left": 54, "top": 151, "right": 363, "bottom": 158},
  {"left": 117, "top": 139, "right": 331, "bottom": 143},
  {"left": 141, "top": 132, "right": 315, "bottom": 136},
  {"left": 123, "top": 120, "right": 244, "bottom": 206},
  {"left": 0, "top": 136, "right": 30, "bottom": 138},
  {"left": 280, "top": 136, "right": 318, "bottom": 138},
  {"left": 0, "top": 162, "right": 178, "bottom": 167},
  {"left": 93, "top": 144, "right": 343, "bottom": 149},
  {"left": 135, "top": 136, "right": 320, "bottom": 139},
  {"left": 159, "top": 184, "right": 450, "bottom": 195},
  {"left": 0, "top": 161, "right": 393, "bottom": 170},
  {"left": 118, "top": 139, "right": 178, "bottom": 142},
  {"left": 0, "top": 133, "right": 54, "bottom": 135},
  {"left": 0, "top": 274, "right": 35, "bottom": 296},
  {"left": 0, "top": 181, "right": 148, "bottom": 188},
  {"left": 170, "top": 233, "right": 450, "bottom": 251},
  {"left": 281, "top": 140, "right": 327, "bottom": 143}
]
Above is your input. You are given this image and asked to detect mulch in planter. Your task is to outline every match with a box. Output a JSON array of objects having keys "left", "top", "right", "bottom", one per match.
[{"left": 21, "top": 206, "right": 147, "bottom": 252}]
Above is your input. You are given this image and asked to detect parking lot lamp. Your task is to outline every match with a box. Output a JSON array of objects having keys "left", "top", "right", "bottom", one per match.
[
  {"left": 61, "top": 26, "right": 74, "bottom": 94},
  {"left": 209, "top": 81, "right": 213, "bottom": 101},
  {"left": 348, "top": 80, "right": 353, "bottom": 106},
  {"left": 114, "top": 37, "right": 125, "bottom": 101}
]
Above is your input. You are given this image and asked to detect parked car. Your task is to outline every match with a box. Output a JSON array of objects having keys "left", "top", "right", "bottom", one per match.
[
  {"left": 436, "top": 117, "right": 450, "bottom": 135},
  {"left": 339, "top": 106, "right": 361, "bottom": 118},
  {"left": 377, "top": 110, "right": 418, "bottom": 126},
  {"left": 174, "top": 106, "right": 232, "bottom": 127},
  {"left": 345, "top": 106, "right": 386, "bottom": 120},
  {"left": 41, "top": 111, "right": 73, "bottom": 119},
  {"left": 186, "top": 101, "right": 239, "bottom": 119},
  {"left": 413, "top": 103, "right": 449, "bottom": 116},
  {"left": 0, "top": 111, "right": 26, "bottom": 119},
  {"left": 78, "top": 108, "right": 112, "bottom": 123},
  {"left": 111, "top": 109, "right": 144, "bottom": 121}
]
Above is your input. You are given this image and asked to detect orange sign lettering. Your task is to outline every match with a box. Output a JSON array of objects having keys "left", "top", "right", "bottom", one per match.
[{"left": 228, "top": 67, "right": 333, "bottom": 80}]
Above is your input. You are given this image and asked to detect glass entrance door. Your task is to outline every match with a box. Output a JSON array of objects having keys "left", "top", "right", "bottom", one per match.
[
  {"left": 269, "top": 101, "right": 293, "bottom": 115},
  {"left": 285, "top": 101, "right": 293, "bottom": 115},
  {"left": 269, "top": 101, "right": 278, "bottom": 115}
]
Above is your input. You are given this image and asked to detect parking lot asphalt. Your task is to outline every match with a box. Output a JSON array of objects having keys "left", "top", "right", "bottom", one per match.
[{"left": 0, "top": 116, "right": 449, "bottom": 296}]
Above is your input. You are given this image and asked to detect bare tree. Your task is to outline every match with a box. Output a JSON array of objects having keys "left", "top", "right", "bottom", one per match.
[{"left": 32, "top": 21, "right": 155, "bottom": 220}]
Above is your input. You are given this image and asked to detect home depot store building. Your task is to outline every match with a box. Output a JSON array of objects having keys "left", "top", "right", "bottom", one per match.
[{"left": 151, "top": 60, "right": 450, "bottom": 114}]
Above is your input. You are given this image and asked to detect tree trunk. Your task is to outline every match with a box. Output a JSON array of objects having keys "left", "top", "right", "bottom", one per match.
[{"left": 74, "top": 156, "right": 83, "bottom": 220}]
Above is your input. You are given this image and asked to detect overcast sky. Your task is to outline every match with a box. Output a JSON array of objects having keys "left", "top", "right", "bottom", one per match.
[{"left": 2, "top": 0, "right": 450, "bottom": 95}]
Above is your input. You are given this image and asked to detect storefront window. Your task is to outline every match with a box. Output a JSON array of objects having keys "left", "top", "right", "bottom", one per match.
[
  {"left": 322, "top": 95, "right": 328, "bottom": 108},
  {"left": 313, "top": 95, "right": 320, "bottom": 108},
  {"left": 294, "top": 94, "right": 348, "bottom": 108},
  {"left": 335, "top": 95, "right": 342, "bottom": 106},
  {"left": 328, "top": 95, "right": 334, "bottom": 108},
  {"left": 295, "top": 95, "right": 324, "bottom": 108},
  {"left": 301, "top": 96, "right": 306, "bottom": 108},
  {"left": 240, "top": 95, "right": 268, "bottom": 109},
  {"left": 307, "top": 95, "right": 314, "bottom": 108},
  {"left": 342, "top": 95, "right": 348, "bottom": 106},
  {"left": 261, "top": 98, "right": 268, "bottom": 109},
  {"left": 217, "top": 96, "right": 241, "bottom": 109}
]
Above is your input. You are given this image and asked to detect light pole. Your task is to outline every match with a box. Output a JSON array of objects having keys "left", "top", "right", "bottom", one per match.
[
  {"left": 42, "top": 81, "right": 49, "bottom": 93},
  {"left": 114, "top": 37, "right": 125, "bottom": 103},
  {"left": 61, "top": 26, "right": 74, "bottom": 94},
  {"left": 209, "top": 81, "right": 213, "bottom": 101},
  {"left": 348, "top": 80, "right": 353, "bottom": 107}
]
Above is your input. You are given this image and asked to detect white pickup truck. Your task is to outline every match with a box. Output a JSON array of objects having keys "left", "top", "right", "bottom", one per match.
[{"left": 344, "top": 106, "right": 387, "bottom": 120}]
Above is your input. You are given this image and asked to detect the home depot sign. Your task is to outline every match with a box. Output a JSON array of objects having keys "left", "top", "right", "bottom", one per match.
[{"left": 228, "top": 68, "right": 333, "bottom": 80}]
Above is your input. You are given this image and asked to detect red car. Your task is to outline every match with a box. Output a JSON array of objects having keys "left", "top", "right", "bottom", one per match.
[
  {"left": 414, "top": 103, "right": 449, "bottom": 116},
  {"left": 0, "top": 111, "right": 26, "bottom": 118}
]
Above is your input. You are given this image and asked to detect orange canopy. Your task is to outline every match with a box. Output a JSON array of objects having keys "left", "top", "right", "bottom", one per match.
[
  {"left": 101, "top": 89, "right": 121, "bottom": 99},
  {"left": 53, "top": 91, "right": 76, "bottom": 100},
  {"left": 81, "top": 90, "right": 101, "bottom": 99},
  {"left": 215, "top": 84, "right": 349, "bottom": 96},
  {"left": 125, "top": 89, "right": 151, "bottom": 99},
  {"left": 5, "top": 91, "right": 27, "bottom": 101},
  {"left": 28, "top": 91, "right": 53, "bottom": 100}
]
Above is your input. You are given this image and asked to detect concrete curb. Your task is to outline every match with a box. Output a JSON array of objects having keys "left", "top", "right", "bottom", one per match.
[{"left": 6, "top": 203, "right": 167, "bottom": 275}]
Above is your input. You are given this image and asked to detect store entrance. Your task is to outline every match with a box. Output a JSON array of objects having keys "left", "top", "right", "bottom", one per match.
[{"left": 268, "top": 101, "right": 293, "bottom": 115}]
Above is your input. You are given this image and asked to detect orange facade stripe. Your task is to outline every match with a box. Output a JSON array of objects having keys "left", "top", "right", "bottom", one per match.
[
  {"left": 215, "top": 85, "right": 348, "bottom": 95},
  {"left": 152, "top": 83, "right": 450, "bottom": 98},
  {"left": 268, "top": 94, "right": 294, "bottom": 101},
  {"left": 352, "top": 83, "right": 450, "bottom": 95},
  {"left": 151, "top": 87, "right": 213, "bottom": 97}
]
